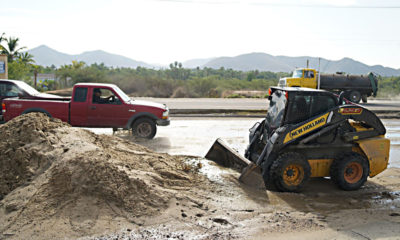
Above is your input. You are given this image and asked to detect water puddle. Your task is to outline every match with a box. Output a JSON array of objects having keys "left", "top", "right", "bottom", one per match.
[
  {"left": 186, "top": 158, "right": 237, "bottom": 184},
  {"left": 85, "top": 118, "right": 400, "bottom": 168}
]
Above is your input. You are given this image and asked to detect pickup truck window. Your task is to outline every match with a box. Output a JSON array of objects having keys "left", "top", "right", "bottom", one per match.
[
  {"left": 0, "top": 83, "right": 20, "bottom": 97},
  {"left": 14, "top": 81, "right": 39, "bottom": 96},
  {"left": 113, "top": 86, "right": 131, "bottom": 103},
  {"left": 93, "top": 88, "right": 120, "bottom": 104},
  {"left": 74, "top": 87, "right": 88, "bottom": 102}
]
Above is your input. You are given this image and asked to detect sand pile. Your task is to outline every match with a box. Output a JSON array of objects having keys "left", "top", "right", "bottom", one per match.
[
  {"left": 0, "top": 114, "right": 69, "bottom": 198},
  {"left": 0, "top": 113, "right": 201, "bottom": 239}
]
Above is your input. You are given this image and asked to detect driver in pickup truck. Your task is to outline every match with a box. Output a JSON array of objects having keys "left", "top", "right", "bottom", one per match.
[
  {"left": 5, "top": 85, "right": 18, "bottom": 97},
  {"left": 93, "top": 88, "right": 108, "bottom": 104}
]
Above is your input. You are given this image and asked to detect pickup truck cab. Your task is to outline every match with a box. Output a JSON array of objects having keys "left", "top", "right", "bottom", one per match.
[
  {"left": 2, "top": 83, "right": 170, "bottom": 139},
  {"left": 0, "top": 79, "right": 62, "bottom": 122}
]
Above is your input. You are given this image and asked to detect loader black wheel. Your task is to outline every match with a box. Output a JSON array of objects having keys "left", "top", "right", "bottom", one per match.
[
  {"left": 330, "top": 153, "right": 369, "bottom": 191},
  {"left": 361, "top": 94, "right": 368, "bottom": 103},
  {"left": 132, "top": 118, "right": 157, "bottom": 139},
  {"left": 270, "top": 152, "right": 311, "bottom": 192},
  {"left": 261, "top": 163, "right": 278, "bottom": 192},
  {"left": 349, "top": 91, "right": 361, "bottom": 103}
]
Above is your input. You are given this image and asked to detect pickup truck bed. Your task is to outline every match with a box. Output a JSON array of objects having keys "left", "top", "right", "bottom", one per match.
[
  {"left": 0, "top": 79, "right": 64, "bottom": 122},
  {"left": 8, "top": 98, "right": 70, "bottom": 122}
]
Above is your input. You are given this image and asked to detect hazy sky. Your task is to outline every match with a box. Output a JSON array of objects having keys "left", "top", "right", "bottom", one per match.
[{"left": 1, "top": 0, "right": 400, "bottom": 68}]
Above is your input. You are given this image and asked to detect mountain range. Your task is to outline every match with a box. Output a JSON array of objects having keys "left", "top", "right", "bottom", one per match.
[
  {"left": 28, "top": 45, "right": 153, "bottom": 69},
  {"left": 27, "top": 45, "right": 400, "bottom": 76}
]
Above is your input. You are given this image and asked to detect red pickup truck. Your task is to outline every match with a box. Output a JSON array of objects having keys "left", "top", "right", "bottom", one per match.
[
  {"left": 0, "top": 79, "right": 62, "bottom": 122},
  {"left": 2, "top": 83, "right": 169, "bottom": 139}
]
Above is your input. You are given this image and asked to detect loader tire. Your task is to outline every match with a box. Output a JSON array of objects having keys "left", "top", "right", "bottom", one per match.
[
  {"left": 270, "top": 152, "right": 311, "bottom": 192},
  {"left": 261, "top": 163, "right": 278, "bottom": 192},
  {"left": 330, "top": 153, "right": 369, "bottom": 191}
]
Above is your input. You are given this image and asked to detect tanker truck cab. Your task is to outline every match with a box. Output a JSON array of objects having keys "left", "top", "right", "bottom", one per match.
[{"left": 279, "top": 68, "right": 318, "bottom": 89}]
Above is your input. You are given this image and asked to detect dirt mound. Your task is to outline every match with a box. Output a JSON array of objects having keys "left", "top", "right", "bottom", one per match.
[
  {"left": 0, "top": 113, "right": 69, "bottom": 198},
  {"left": 0, "top": 113, "right": 201, "bottom": 239}
]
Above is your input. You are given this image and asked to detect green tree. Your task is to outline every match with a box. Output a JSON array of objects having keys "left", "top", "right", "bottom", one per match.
[
  {"left": 0, "top": 32, "right": 5, "bottom": 51},
  {"left": 246, "top": 72, "right": 255, "bottom": 81},
  {"left": 1, "top": 36, "right": 26, "bottom": 62},
  {"left": 8, "top": 61, "right": 31, "bottom": 80},
  {"left": 71, "top": 60, "right": 85, "bottom": 69},
  {"left": 188, "top": 77, "right": 217, "bottom": 97},
  {"left": 18, "top": 52, "right": 35, "bottom": 64}
]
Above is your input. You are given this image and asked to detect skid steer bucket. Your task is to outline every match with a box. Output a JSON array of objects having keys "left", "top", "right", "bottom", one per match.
[{"left": 205, "top": 139, "right": 264, "bottom": 188}]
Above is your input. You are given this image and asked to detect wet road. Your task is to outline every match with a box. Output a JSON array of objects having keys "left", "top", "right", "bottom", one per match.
[{"left": 90, "top": 117, "right": 400, "bottom": 168}]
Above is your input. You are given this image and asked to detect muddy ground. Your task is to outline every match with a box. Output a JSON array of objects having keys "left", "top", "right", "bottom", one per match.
[
  {"left": 86, "top": 164, "right": 400, "bottom": 240},
  {"left": 1, "top": 114, "right": 400, "bottom": 240}
]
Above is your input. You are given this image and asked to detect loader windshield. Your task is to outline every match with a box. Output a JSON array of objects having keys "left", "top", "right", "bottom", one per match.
[{"left": 266, "top": 90, "right": 287, "bottom": 129}]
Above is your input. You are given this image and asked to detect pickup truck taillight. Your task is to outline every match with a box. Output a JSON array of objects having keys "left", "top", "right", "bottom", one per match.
[{"left": 2, "top": 103, "right": 5, "bottom": 113}]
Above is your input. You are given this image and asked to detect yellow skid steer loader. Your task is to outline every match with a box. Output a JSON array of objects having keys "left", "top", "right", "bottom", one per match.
[{"left": 206, "top": 87, "right": 390, "bottom": 192}]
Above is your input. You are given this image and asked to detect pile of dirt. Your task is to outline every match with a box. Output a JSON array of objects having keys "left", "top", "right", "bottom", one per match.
[
  {"left": 0, "top": 113, "right": 202, "bottom": 239},
  {"left": 0, "top": 114, "right": 69, "bottom": 198}
]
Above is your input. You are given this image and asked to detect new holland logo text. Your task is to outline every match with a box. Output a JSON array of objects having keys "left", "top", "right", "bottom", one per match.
[
  {"left": 290, "top": 117, "right": 325, "bottom": 138},
  {"left": 284, "top": 112, "right": 329, "bottom": 143}
]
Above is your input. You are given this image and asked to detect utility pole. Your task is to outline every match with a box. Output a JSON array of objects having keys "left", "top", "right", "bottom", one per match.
[{"left": 318, "top": 58, "right": 321, "bottom": 89}]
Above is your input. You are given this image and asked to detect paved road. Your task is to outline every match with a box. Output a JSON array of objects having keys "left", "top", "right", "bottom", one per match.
[{"left": 136, "top": 97, "right": 400, "bottom": 112}]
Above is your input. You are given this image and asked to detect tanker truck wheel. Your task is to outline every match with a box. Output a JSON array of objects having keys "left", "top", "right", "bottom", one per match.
[
  {"left": 349, "top": 91, "right": 361, "bottom": 103},
  {"left": 361, "top": 94, "right": 368, "bottom": 103}
]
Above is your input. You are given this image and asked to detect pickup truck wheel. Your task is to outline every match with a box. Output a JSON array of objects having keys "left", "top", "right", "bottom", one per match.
[
  {"left": 132, "top": 118, "right": 157, "bottom": 139},
  {"left": 349, "top": 91, "right": 361, "bottom": 103}
]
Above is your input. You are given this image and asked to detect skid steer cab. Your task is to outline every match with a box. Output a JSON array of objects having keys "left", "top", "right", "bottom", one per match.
[{"left": 206, "top": 87, "right": 390, "bottom": 192}]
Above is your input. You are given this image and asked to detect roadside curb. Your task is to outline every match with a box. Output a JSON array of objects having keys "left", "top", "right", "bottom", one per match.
[{"left": 170, "top": 109, "right": 400, "bottom": 119}]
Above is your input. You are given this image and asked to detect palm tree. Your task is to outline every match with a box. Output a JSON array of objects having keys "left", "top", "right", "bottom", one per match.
[
  {"left": 0, "top": 33, "right": 5, "bottom": 51},
  {"left": 18, "top": 52, "right": 35, "bottom": 64},
  {"left": 1, "top": 36, "right": 26, "bottom": 62}
]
